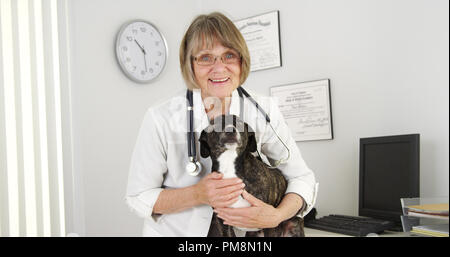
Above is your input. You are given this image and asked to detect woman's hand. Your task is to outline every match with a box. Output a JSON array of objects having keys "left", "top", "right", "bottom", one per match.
[
  {"left": 214, "top": 190, "right": 282, "bottom": 229},
  {"left": 194, "top": 172, "right": 245, "bottom": 208}
]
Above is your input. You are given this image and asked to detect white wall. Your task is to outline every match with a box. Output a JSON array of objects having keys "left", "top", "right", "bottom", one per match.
[{"left": 67, "top": 0, "right": 449, "bottom": 236}]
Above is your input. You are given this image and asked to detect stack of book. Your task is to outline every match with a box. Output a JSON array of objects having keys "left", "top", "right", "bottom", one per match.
[
  {"left": 406, "top": 203, "right": 449, "bottom": 219},
  {"left": 406, "top": 203, "right": 449, "bottom": 237},
  {"left": 411, "top": 224, "right": 449, "bottom": 237}
]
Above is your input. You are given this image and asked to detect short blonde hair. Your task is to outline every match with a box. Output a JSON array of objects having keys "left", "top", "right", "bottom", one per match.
[{"left": 179, "top": 12, "right": 250, "bottom": 90}]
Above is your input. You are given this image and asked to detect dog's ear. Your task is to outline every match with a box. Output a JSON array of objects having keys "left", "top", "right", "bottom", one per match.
[
  {"left": 199, "top": 130, "right": 210, "bottom": 158},
  {"left": 246, "top": 131, "right": 257, "bottom": 153}
]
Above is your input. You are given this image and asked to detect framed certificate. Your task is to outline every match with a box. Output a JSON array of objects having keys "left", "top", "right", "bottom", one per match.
[
  {"left": 234, "top": 10, "right": 282, "bottom": 72},
  {"left": 270, "top": 79, "right": 334, "bottom": 142}
]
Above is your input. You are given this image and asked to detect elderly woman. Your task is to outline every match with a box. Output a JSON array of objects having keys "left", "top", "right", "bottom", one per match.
[{"left": 126, "top": 12, "right": 318, "bottom": 237}]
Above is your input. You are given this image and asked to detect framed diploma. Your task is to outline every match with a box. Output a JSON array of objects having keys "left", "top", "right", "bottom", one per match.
[
  {"left": 270, "top": 79, "right": 334, "bottom": 142},
  {"left": 234, "top": 10, "right": 282, "bottom": 72}
]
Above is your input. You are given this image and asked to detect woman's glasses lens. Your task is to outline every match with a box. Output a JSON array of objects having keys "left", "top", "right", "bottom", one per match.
[{"left": 195, "top": 52, "right": 240, "bottom": 66}]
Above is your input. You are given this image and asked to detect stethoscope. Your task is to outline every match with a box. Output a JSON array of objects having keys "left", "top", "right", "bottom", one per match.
[{"left": 185, "top": 87, "right": 290, "bottom": 176}]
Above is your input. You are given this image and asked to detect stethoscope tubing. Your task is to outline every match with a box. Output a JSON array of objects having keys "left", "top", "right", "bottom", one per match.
[{"left": 186, "top": 90, "right": 195, "bottom": 160}]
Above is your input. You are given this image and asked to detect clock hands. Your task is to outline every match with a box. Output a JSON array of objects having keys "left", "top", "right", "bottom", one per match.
[
  {"left": 134, "top": 39, "right": 148, "bottom": 72},
  {"left": 143, "top": 49, "right": 148, "bottom": 72},
  {"left": 134, "top": 39, "right": 146, "bottom": 55}
]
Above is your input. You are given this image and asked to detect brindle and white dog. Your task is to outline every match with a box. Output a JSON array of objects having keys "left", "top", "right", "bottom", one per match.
[{"left": 199, "top": 114, "right": 304, "bottom": 237}]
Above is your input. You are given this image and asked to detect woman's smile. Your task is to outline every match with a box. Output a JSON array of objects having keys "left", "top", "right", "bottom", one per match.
[{"left": 209, "top": 77, "right": 230, "bottom": 86}]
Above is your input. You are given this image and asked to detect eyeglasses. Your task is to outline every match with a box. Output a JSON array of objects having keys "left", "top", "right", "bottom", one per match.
[{"left": 193, "top": 51, "right": 241, "bottom": 66}]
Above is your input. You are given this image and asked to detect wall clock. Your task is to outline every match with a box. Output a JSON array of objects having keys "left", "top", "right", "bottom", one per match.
[{"left": 115, "top": 20, "right": 168, "bottom": 83}]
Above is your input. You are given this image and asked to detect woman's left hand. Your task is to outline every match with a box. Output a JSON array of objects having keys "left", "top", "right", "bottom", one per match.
[{"left": 213, "top": 190, "right": 282, "bottom": 229}]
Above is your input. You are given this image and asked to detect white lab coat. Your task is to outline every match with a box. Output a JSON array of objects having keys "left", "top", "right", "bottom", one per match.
[{"left": 125, "top": 87, "right": 318, "bottom": 236}]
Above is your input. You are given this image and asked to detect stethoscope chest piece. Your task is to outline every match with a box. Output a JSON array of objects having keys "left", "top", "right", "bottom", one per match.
[{"left": 186, "top": 160, "right": 202, "bottom": 176}]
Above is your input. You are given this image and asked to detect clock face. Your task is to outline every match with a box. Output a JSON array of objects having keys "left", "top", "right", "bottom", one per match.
[{"left": 115, "top": 20, "right": 168, "bottom": 83}]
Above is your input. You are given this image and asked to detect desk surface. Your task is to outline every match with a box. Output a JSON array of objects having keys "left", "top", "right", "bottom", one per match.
[{"left": 304, "top": 227, "right": 414, "bottom": 237}]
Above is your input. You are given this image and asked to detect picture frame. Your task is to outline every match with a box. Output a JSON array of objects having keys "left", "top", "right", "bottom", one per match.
[
  {"left": 234, "top": 10, "right": 282, "bottom": 72},
  {"left": 270, "top": 79, "right": 334, "bottom": 142}
]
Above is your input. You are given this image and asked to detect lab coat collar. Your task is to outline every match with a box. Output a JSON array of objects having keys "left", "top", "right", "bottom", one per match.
[{"left": 192, "top": 88, "right": 241, "bottom": 133}]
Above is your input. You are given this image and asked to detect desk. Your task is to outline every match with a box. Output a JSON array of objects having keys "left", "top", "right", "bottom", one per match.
[{"left": 304, "top": 227, "right": 414, "bottom": 237}]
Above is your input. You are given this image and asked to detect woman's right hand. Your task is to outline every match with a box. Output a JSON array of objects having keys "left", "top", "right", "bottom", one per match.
[{"left": 194, "top": 172, "right": 245, "bottom": 208}]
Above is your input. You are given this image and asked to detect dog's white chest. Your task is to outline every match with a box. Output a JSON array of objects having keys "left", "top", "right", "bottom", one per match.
[
  {"left": 217, "top": 148, "right": 251, "bottom": 209},
  {"left": 217, "top": 148, "right": 238, "bottom": 179}
]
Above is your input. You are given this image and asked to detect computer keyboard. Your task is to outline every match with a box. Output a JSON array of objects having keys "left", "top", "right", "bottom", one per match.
[{"left": 304, "top": 214, "right": 395, "bottom": 237}]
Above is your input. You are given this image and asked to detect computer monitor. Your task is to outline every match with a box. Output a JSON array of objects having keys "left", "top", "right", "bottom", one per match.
[{"left": 359, "top": 134, "right": 420, "bottom": 226}]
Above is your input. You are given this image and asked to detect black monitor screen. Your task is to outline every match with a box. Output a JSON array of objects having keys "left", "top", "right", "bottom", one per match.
[{"left": 359, "top": 134, "right": 420, "bottom": 223}]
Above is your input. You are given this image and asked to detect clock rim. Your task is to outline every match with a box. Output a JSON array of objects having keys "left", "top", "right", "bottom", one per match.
[{"left": 115, "top": 19, "right": 169, "bottom": 84}]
